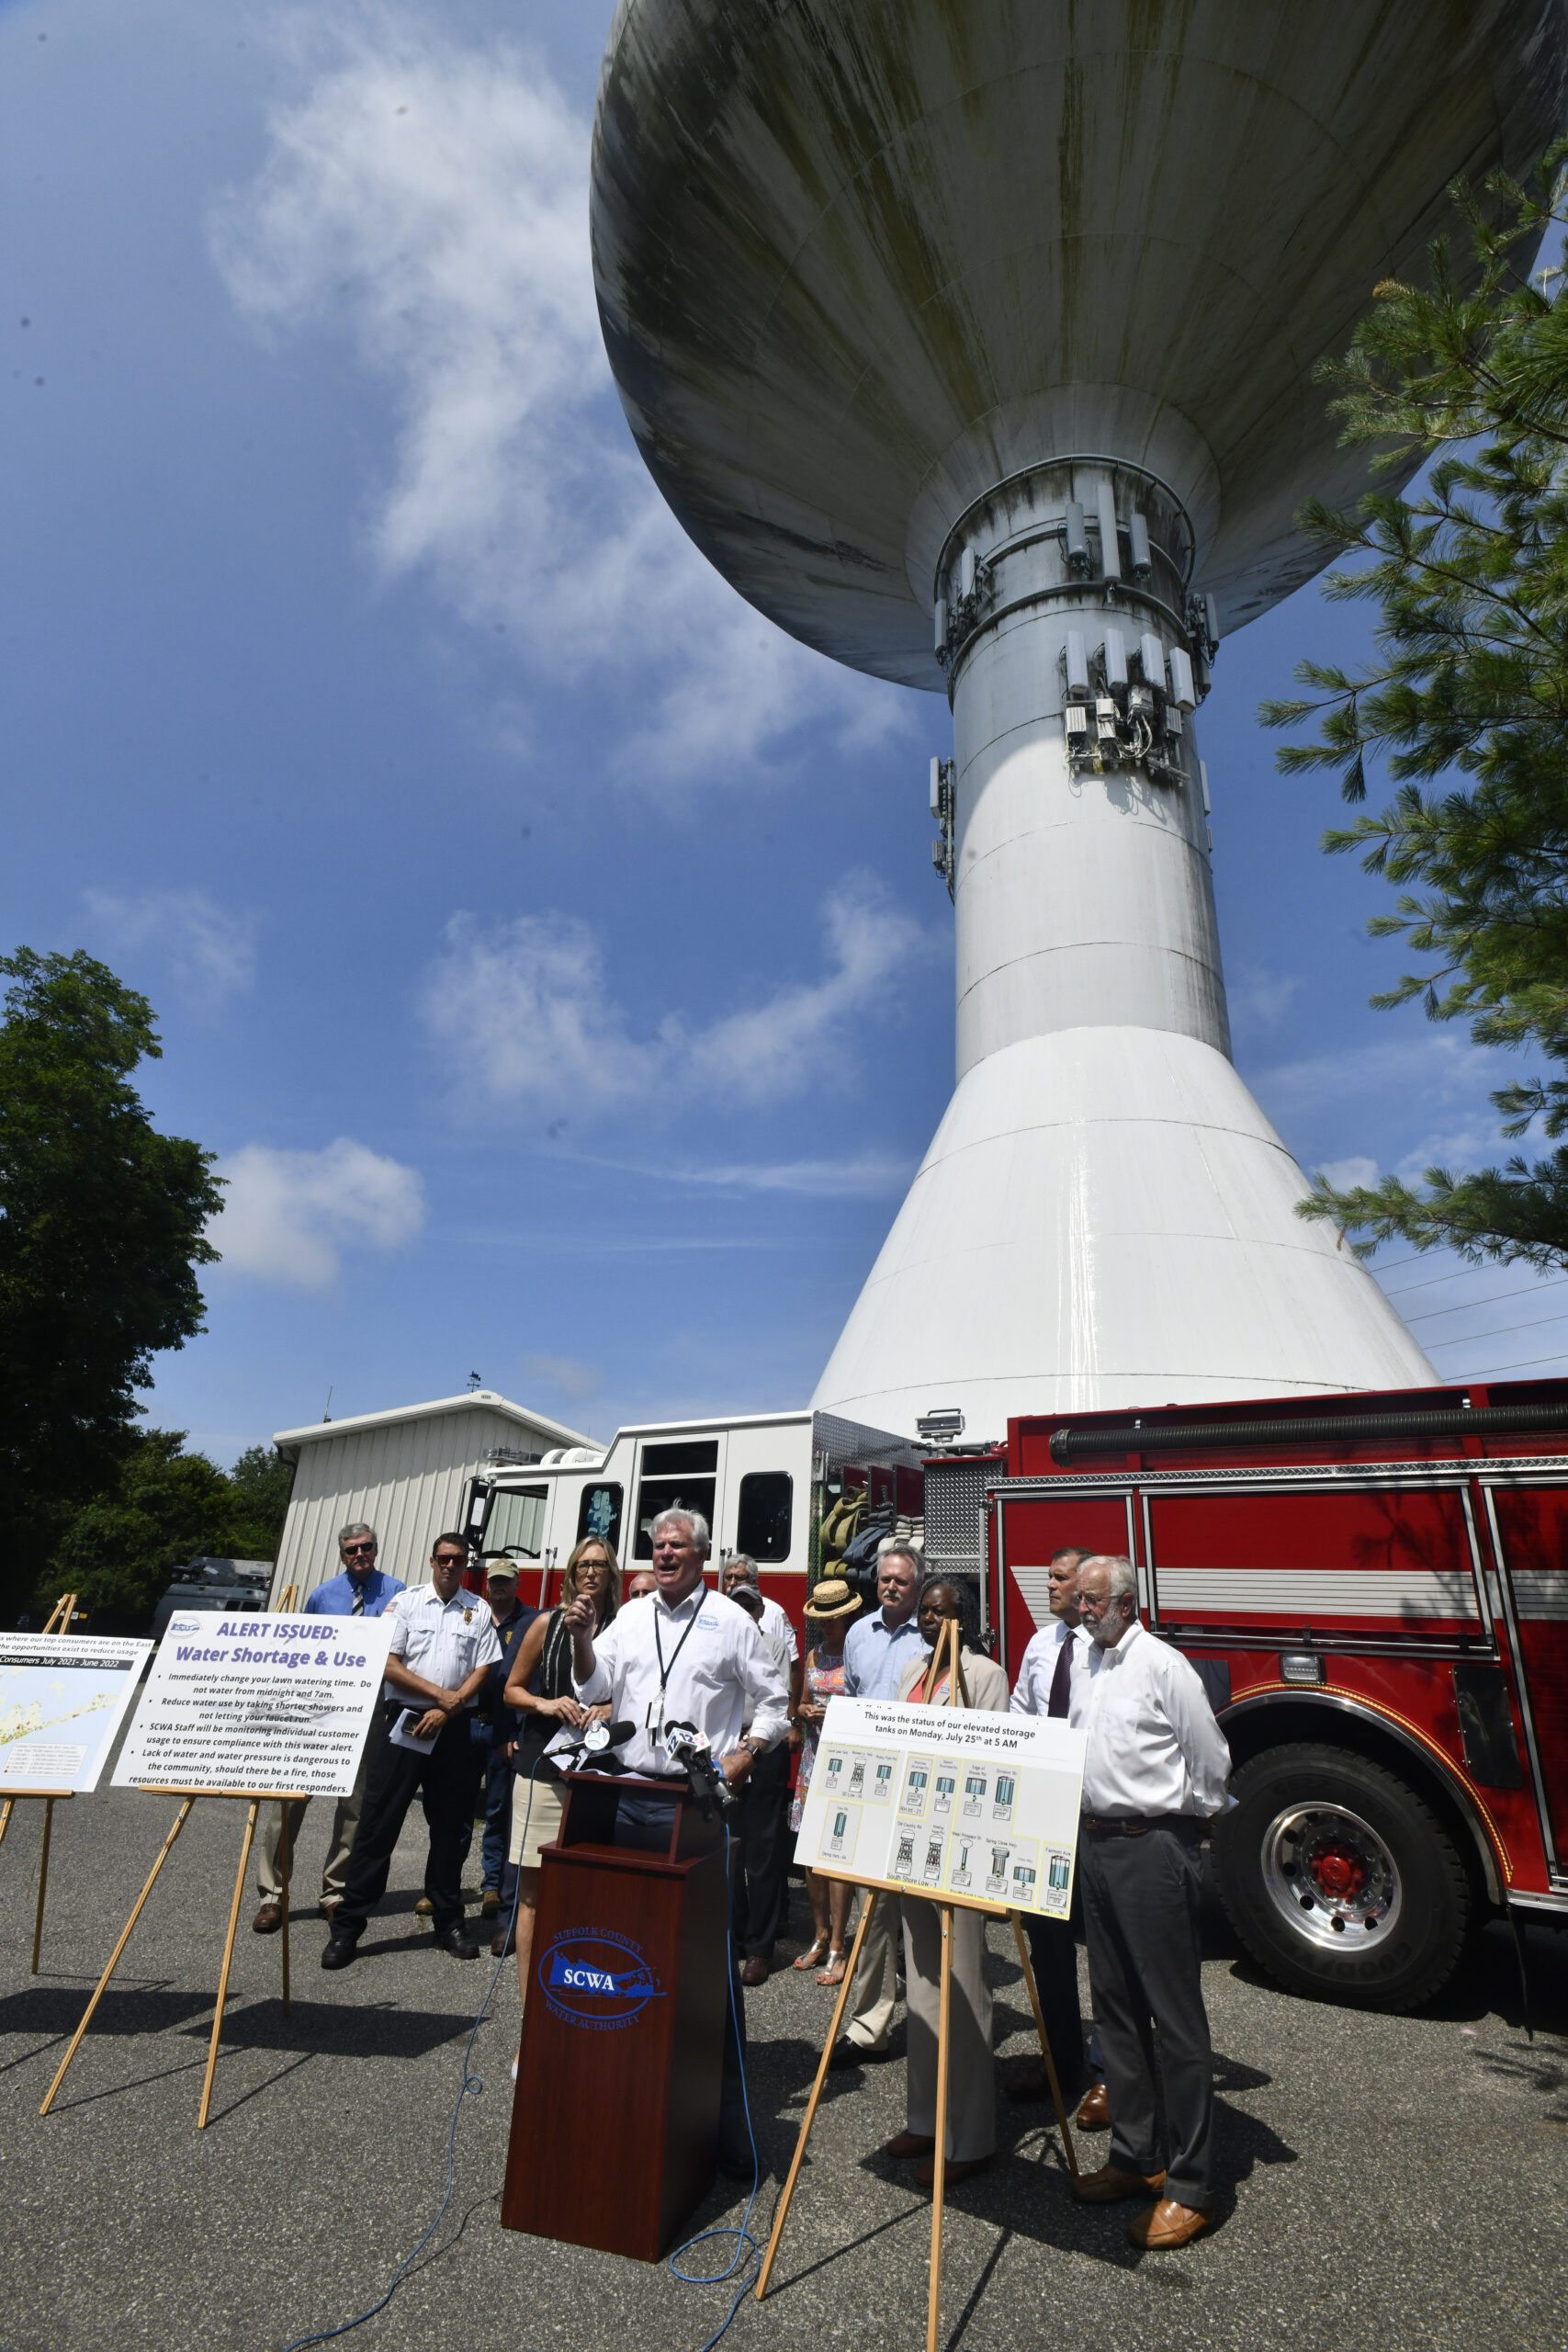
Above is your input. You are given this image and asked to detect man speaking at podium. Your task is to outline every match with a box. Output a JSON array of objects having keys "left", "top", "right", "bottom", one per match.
[{"left": 567, "top": 1506, "right": 788, "bottom": 2173}]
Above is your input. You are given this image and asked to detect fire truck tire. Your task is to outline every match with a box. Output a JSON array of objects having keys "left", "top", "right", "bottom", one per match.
[{"left": 1213, "top": 1743, "right": 1471, "bottom": 2011}]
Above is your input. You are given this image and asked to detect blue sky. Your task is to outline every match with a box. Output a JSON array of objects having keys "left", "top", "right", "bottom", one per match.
[{"left": 4, "top": 0, "right": 1563, "bottom": 1464}]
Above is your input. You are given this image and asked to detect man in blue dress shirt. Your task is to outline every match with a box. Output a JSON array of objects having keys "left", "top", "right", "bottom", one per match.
[
  {"left": 830, "top": 1543, "right": 925, "bottom": 2063},
  {"left": 251, "top": 1522, "right": 406, "bottom": 1933}
]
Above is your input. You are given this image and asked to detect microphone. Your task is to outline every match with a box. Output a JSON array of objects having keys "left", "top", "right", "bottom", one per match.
[
  {"left": 542, "top": 1719, "right": 637, "bottom": 1767},
  {"left": 662, "top": 1720, "right": 740, "bottom": 1820}
]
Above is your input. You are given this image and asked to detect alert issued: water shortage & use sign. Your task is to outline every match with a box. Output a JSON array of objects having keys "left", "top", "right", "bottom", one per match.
[
  {"left": 795, "top": 1696, "right": 1086, "bottom": 1917},
  {"left": 114, "top": 1614, "right": 395, "bottom": 1793}
]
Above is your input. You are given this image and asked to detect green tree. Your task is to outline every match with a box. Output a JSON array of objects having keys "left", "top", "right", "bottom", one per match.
[
  {"left": 1262, "top": 142, "right": 1568, "bottom": 1269},
  {"left": 227, "top": 1443, "right": 295, "bottom": 1551},
  {"left": 0, "top": 949, "right": 222, "bottom": 1616},
  {"left": 47, "top": 1430, "right": 289, "bottom": 1628}
]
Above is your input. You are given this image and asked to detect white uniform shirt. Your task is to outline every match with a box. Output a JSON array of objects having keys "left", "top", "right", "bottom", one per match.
[
  {"left": 574, "top": 1585, "right": 789, "bottom": 1778},
  {"left": 755, "top": 1591, "right": 800, "bottom": 1665},
  {"left": 389, "top": 1584, "right": 502, "bottom": 1705},
  {"left": 1076, "top": 1621, "right": 1230, "bottom": 1818},
  {"left": 740, "top": 1613, "right": 794, "bottom": 1735},
  {"left": 1010, "top": 1618, "right": 1098, "bottom": 1717}
]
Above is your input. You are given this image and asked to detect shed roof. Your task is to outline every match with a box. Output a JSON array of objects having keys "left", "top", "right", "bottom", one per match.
[{"left": 273, "top": 1391, "right": 596, "bottom": 1463}]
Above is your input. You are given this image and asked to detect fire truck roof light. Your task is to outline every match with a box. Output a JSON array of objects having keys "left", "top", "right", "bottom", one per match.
[{"left": 917, "top": 1407, "right": 966, "bottom": 1444}]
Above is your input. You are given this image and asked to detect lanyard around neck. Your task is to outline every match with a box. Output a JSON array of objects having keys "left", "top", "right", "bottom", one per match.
[{"left": 652, "top": 1589, "right": 703, "bottom": 1700}]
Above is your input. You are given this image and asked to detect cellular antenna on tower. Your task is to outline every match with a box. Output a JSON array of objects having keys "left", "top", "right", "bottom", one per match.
[{"left": 591, "top": 1, "right": 1568, "bottom": 1434}]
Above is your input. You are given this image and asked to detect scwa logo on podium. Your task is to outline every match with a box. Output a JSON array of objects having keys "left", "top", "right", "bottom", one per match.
[{"left": 538, "top": 1930, "right": 666, "bottom": 2031}]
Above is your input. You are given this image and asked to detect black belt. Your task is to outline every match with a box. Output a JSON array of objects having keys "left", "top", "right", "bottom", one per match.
[{"left": 1081, "top": 1813, "right": 1203, "bottom": 1838}]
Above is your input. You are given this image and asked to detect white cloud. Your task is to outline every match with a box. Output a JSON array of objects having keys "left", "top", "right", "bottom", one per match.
[
  {"left": 84, "top": 888, "right": 257, "bottom": 1009},
  {"left": 1315, "top": 1155, "right": 1379, "bottom": 1193},
  {"left": 524, "top": 1351, "right": 601, "bottom": 1401},
  {"left": 1228, "top": 963, "right": 1304, "bottom": 1038},
  {"left": 669, "top": 1155, "right": 914, "bottom": 1198},
  {"left": 421, "top": 876, "right": 927, "bottom": 1117},
  {"left": 209, "top": 6, "right": 910, "bottom": 787},
  {"left": 210, "top": 1136, "right": 425, "bottom": 1287}
]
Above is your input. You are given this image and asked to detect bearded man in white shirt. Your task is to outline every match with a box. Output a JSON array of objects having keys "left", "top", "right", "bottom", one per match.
[{"left": 1069, "top": 1554, "right": 1231, "bottom": 2249}]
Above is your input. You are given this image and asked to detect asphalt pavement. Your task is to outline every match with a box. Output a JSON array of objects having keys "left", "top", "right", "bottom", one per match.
[{"left": 1, "top": 1773, "right": 1563, "bottom": 2352}]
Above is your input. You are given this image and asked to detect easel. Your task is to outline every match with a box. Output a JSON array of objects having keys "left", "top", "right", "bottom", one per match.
[
  {"left": 39, "top": 1784, "right": 306, "bottom": 2129},
  {"left": 0, "top": 1594, "right": 85, "bottom": 1971},
  {"left": 757, "top": 1617, "right": 1080, "bottom": 2352}
]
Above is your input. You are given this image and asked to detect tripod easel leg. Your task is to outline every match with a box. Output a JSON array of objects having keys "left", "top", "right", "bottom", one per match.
[
  {"left": 1010, "top": 1911, "right": 1078, "bottom": 2181},
  {"left": 31, "top": 1797, "right": 56, "bottom": 1974},
  {"left": 40, "top": 1798, "right": 196, "bottom": 2116},
  {"left": 927, "top": 1903, "right": 953, "bottom": 2352},
  {"left": 278, "top": 1802, "right": 292, "bottom": 2019},
  {"left": 198, "top": 1800, "right": 258, "bottom": 2129},
  {"left": 755, "top": 1885, "right": 878, "bottom": 2300},
  {"left": 0, "top": 1797, "right": 13, "bottom": 1853}
]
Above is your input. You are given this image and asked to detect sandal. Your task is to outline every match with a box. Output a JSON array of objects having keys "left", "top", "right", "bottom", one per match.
[
  {"left": 793, "top": 1937, "right": 831, "bottom": 1971},
  {"left": 816, "top": 1950, "right": 848, "bottom": 1986}
]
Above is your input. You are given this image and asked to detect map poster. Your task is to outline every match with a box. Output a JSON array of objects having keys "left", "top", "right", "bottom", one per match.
[
  {"left": 796, "top": 1695, "right": 1086, "bottom": 1919},
  {"left": 0, "top": 1633, "right": 155, "bottom": 1793},
  {"left": 113, "top": 1614, "right": 396, "bottom": 1796}
]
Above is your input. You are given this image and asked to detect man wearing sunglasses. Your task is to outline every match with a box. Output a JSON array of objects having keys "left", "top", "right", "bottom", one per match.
[{"left": 251, "top": 1522, "right": 406, "bottom": 1934}]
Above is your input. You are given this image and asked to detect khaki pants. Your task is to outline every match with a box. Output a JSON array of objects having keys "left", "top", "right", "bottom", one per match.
[
  {"left": 902, "top": 1897, "right": 995, "bottom": 2161},
  {"left": 257, "top": 1703, "right": 389, "bottom": 1903},
  {"left": 841, "top": 1886, "right": 902, "bottom": 2052}
]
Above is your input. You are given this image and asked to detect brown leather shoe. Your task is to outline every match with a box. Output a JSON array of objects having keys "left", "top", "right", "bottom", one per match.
[
  {"left": 740, "top": 1955, "right": 770, "bottom": 1986},
  {"left": 883, "top": 2131, "right": 937, "bottom": 2160},
  {"left": 1128, "top": 2197, "right": 1213, "bottom": 2248},
  {"left": 1076, "top": 2081, "right": 1111, "bottom": 2131},
  {"left": 1071, "top": 2164, "right": 1166, "bottom": 2204},
  {"left": 251, "top": 1901, "right": 282, "bottom": 1935},
  {"left": 914, "top": 2154, "right": 991, "bottom": 2189}
]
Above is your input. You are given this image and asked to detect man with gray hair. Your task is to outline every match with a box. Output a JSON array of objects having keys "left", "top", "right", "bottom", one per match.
[
  {"left": 1068, "top": 1553, "right": 1231, "bottom": 2248},
  {"left": 251, "top": 1521, "right": 406, "bottom": 1933},
  {"left": 569, "top": 1505, "right": 788, "bottom": 2172}
]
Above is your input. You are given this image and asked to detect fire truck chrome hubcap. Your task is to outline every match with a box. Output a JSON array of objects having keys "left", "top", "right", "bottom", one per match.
[{"left": 1260, "top": 1804, "right": 1402, "bottom": 1951}]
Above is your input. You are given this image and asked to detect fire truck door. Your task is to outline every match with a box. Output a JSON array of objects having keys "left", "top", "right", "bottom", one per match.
[
  {"left": 1483, "top": 1483, "right": 1568, "bottom": 1871},
  {"left": 993, "top": 1492, "right": 1137, "bottom": 1682}
]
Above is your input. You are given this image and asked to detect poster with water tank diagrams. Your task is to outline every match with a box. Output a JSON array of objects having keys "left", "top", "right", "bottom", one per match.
[{"left": 797, "top": 1696, "right": 1085, "bottom": 1917}]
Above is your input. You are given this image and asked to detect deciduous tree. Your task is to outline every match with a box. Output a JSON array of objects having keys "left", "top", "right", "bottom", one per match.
[{"left": 0, "top": 948, "right": 221, "bottom": 1615}]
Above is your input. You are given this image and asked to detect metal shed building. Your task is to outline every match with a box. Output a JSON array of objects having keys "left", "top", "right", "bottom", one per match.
[{"left": 268, "top": 1392, "right": 598, "bottom": 1607}]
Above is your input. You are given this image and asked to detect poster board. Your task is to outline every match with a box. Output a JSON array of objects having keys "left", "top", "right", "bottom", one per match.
[
  {"left": 795, "top": 1695, "right": 1085, "bottom": 1917},
  {"left": 113, "top": 1613, "right": 394, "bottom": 1794},
  {"left": 0, "top": 1632, "right": 154, "bottom": 1793}
]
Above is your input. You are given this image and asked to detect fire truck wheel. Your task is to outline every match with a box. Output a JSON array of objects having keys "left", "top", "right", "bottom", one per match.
[{"left": 1214, "top": 1743, "right": 1471, "bottom": 2011}]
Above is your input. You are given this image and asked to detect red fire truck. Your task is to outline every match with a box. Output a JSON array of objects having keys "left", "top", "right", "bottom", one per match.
[{"left": 920, "top": 1377, "right": 1568, "bottom": 2011}]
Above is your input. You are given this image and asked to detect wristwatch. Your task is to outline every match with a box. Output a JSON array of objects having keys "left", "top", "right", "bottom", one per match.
[{"left": 740, "top": 1736, "right": 765, "bottom": 1758}]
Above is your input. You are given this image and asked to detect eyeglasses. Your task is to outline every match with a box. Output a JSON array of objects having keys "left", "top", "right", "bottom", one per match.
[{"left": 342, "top": 1543, "right": 377, "bottom": 1558}]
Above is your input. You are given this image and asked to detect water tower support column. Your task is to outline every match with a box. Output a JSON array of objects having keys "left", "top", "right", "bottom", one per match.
[{"left": 812, "top": 459, "right": 1435, "bottom": 1430}]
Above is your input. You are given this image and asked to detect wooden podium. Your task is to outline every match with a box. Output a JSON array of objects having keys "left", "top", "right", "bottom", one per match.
[{"left": 501, "top": 1772, "right": 730, "bottom": 2262}]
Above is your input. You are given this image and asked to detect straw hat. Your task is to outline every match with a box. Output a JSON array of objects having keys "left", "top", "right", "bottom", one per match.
[{"left": 805, "top": 1576, "right": 863, "bottom": 1621}]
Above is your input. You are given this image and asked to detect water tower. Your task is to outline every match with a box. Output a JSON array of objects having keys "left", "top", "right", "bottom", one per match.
[{"left": 590, "top": 1, "right": 1568, "bottom": 1436}]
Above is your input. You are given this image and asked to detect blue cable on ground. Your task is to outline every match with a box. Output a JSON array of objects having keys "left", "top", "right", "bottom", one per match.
[
  {"left": 665, "top": 1819, "right": 762, "bottom": 2352},
  {"left": 276, "top": 1758, "right": 540, "bottom": 2352}
]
